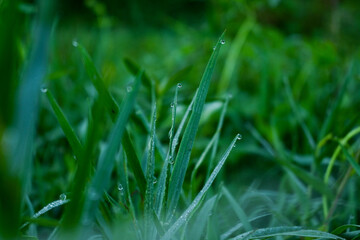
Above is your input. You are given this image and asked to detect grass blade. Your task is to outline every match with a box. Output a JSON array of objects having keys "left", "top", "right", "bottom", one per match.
[
  {"left": 161, "top": 134, "right": 240, "bottom": 240},
  {"left": 144, "top": 104, "right": 157, "bottom": 239},
  {"left": 218, "top": 18, "right": 254, "bottom": 94},
  {"left": 83, "top": 70, "right": 142, "bottom": 224},
  {"left": 166, "top": 32, "right": 225, "bottom": 220},
  {"left": 155, "top": 84, "right": 179, "bottom": 217},
  {"left": 74, "top": 42, "right": 119, "bottom": 119},
  {"left": 230, "top": 227, "right": 344, "bottom": 240},
  {"left": 339, "top": 142, "right": 360, "bottom": 177},
  {"left": 74, "top": 42, "right": 148, "bottom": 197},
  {"left": 45, "top": 90, "right": 83, "bottom": 159},
  {"left": 318, "top": 64, "right": 353, "bottom": 141},
  {"left": 283, "top": 76, "right": 315, "bottom": 149},
  {"left": 222, "top": 186, "right": 252, "bottom": 232},
  {"left": 188, "top": 195, "right": 217, "bottom": 240}
]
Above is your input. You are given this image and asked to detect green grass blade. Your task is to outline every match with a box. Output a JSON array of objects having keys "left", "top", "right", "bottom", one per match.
[
  {"left": 45, "top": 90, "right": 83, "bottom": 159},
  {"left": 83, "top": 70, "right": 142, "bottom": 223},
  {"left": 161, "top": 134, "right": 240, "bottom": 240},
  {"left": 145, "top": 104, "right": 157, "bottom": 239},
  {"left": 322, "top": 126, "right": 360, "bottom": 217},
  {"left": 155, "top": 84, "right": 179, "bottom": 217},
  {"left": 220, "top": 213, "right": 271, "bottom": 240},
  {"left": 318, "top": 64, "right": 353, "bottom": 141},
  {"left": 283, "top": 76, "right": 315, "bottom": 149},
  {"left": 122, "top": 132, "right": 147, "bottom": 196},
  {"left": 339, "top": 143, "right": 360, "bottom": 177},
  {"left": 332, "top": 224, "right": 360, "bottom": 235},
  {"left": 230, "top": 227, "right": 344, "bottom": 240},
  {"left": 166, "top": 32, "right": 225, "bottom": 219},
  {"left": 218, "top": 18, "right": 254, "bottom": 94},
  {"left": 222, "top": 186, "right": 252, "bottom": 232},
  {"left": 123, "top": 57, "right": 153, "bottom": 89},
  {"left": 188, "top": 195, "right": 217, "bottom": 240},
  {"left": 74, "top": 42, "right": 119, "bottom": 119},
  {"left": 206, "top": 96, "right": 230, "bottom": 179},
  {"left": 74, "top": 42, "right": 148, "bottom": 197}
]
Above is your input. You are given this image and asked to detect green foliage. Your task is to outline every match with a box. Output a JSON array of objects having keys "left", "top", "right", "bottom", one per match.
[{"left": 1, "top": 1, "right": 360, "bottom": 239}]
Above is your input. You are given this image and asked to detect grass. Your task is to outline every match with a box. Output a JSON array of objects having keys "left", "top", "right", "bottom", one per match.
[{"left": 1, "top": 1, "right": 360, "bottom": 240}]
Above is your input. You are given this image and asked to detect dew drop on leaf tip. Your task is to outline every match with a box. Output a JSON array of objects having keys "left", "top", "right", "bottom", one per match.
[
  {"left": 59, "top": 193, "right": 67, "bottom": 201},
  {"left": 40, "top": 87, "right": 48, "bottom": 93},
  {"left": 236, "top": 133, "right": 242, "bottom": 140},
  {"left": 72, "top": 40, "right": 79, "bottom": 47}
]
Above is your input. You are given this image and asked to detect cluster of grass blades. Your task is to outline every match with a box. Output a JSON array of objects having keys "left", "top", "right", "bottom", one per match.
[
  {"left": 8, "top": 29, "right": 357, "bottom": 239},
  {"left": 1, "top": 3, "right": 360, "bottom": 239}
]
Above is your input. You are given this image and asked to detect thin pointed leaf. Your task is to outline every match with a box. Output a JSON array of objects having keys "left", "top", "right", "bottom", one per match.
[
  {"left": 166, "top": 32, "right": 225, "bottom": 219},
  {"left": 161, "top": 134, "right": 240, "bottom": 240},
  {"left": 318, "top": 64, "right": 353, "bottom": 141},
  {"left": 222, "top": 186, "right": 252, "bottom": 232},
  {"left": 188, "top": 195, "right": 217, "bottom": 240},
  {"left": 45, "top": 90, "right": 83, "bottom": 159},
  {"left": 145, "top": 104, "right": 157, "bottom": 239},
  {"left": 83, "top": 70, "right": 142, "bottom": 222}
]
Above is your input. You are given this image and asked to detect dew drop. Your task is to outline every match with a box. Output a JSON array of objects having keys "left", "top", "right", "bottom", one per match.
[
  {"left": 126, "top": 86, "right": 133, "bottom": 92},
  {"left": 170, "top": 102, "right": 174, "bottom": 108},
  {"left": 153, "top": 178, "right": 157, "bottom": 184},
  {"left": 220, "top": 40, "right": 226, "bottom": 45},
  {"left": 72, "top": 40, "right": 79, "bottom": 47},
  {"left": 59, "top": 193, "right": 67, "bottom": 201},
  {"left": 177, "top": 83, "right": 182, "bottom": 88},
  {"left": 213, "top": 46, "right": 216, "bottom": 50},
  {"left": 236, "top": 133, "right": 242, "bottom": 140},
  {"left": 118, "top": 184, "right": 123, "bottom": 191},
  {"left": 233, "top": 144, "right": 236, "bottom": 148},
  {"left": 40, "top": 87, "right": 48, "bottom": 93}
]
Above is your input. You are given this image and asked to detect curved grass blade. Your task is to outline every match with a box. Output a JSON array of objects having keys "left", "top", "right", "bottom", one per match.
[
  {"left": 74, "top": 42, "right": 148, "bottom": 197},
  {"left": 283, "top": 76, "right": 315, "bottom": 149},
  {"left": 222, "top": 186, "right": 252, "bottom": 232},
  {"left": 218, "top": 18, "right": 254, "bottom": 94},
  {"left": 74, "top": 42, "right": 119, "bottom": 118},
  {"left": 332, "top": 224, "right": 360, "bottom": 235},
  {"left": 166, "top": 32, "right": 226, "bottom": 220},
  {"left": 160, "top": 134, "right": 240, "bottom": 240},
  {"left": 230, "top": 227, "right": 344, "bottom": 240},
  {"left": 188, "top": 195, "right": 217, "bottom": 240},
  {"left": 122, "top": 132, "right": 147, "bottom": 195},
  {"left": 21, "top": 198, "right": 70, "bottom": 230},
  {"left": 340, "top": 143, "right": 360, "bottom": 176},
  {"left": 82, "top": 70, "right": 143, "bottom": 224},
  {"left": 323, "top": 126, "right": 360, "bottom": 217},
  {"left": 220, "top": 213, "right": 271, "bottom": 240},
  {"left": 45, "top": 90, "right": 83, "bottom": 159},
  {"left": 318, "top": 63, "right": 353, "bottom": 141}
]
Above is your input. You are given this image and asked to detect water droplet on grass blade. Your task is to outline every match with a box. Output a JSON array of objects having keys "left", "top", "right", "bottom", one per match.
[
  {"left": 118, "top": 184, "right": 123, "bottom": 191},
  {"left": 40, "top": 87, "right": 48, "bottom": 93},
  {"left": 170, "top": 102, "right": 174, "bottom": 108},
  {"left": 220, "top": 40, "right": 225, "bottom": 45},
  {"left": 236, "top": 133, "right": 242, "bottom": 140},
  {"left": 153, "top": 178, "right": 157, "bottom": 184},
  {"left": 126, "top": 86, "right": 133, "bottom": 92},
  {"left": 59, "top": 193, "right": 67, "bottom": 201},
  {"left": 72, "top": 40, "right": 79, "bottom": 47},
  {"left": 177, "top": 83, "right": 182, "bottom": 88}
]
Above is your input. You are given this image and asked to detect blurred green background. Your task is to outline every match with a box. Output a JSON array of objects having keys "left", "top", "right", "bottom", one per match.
[{"left": 1, "top": 0, "right": 360, "bottom": 237}]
